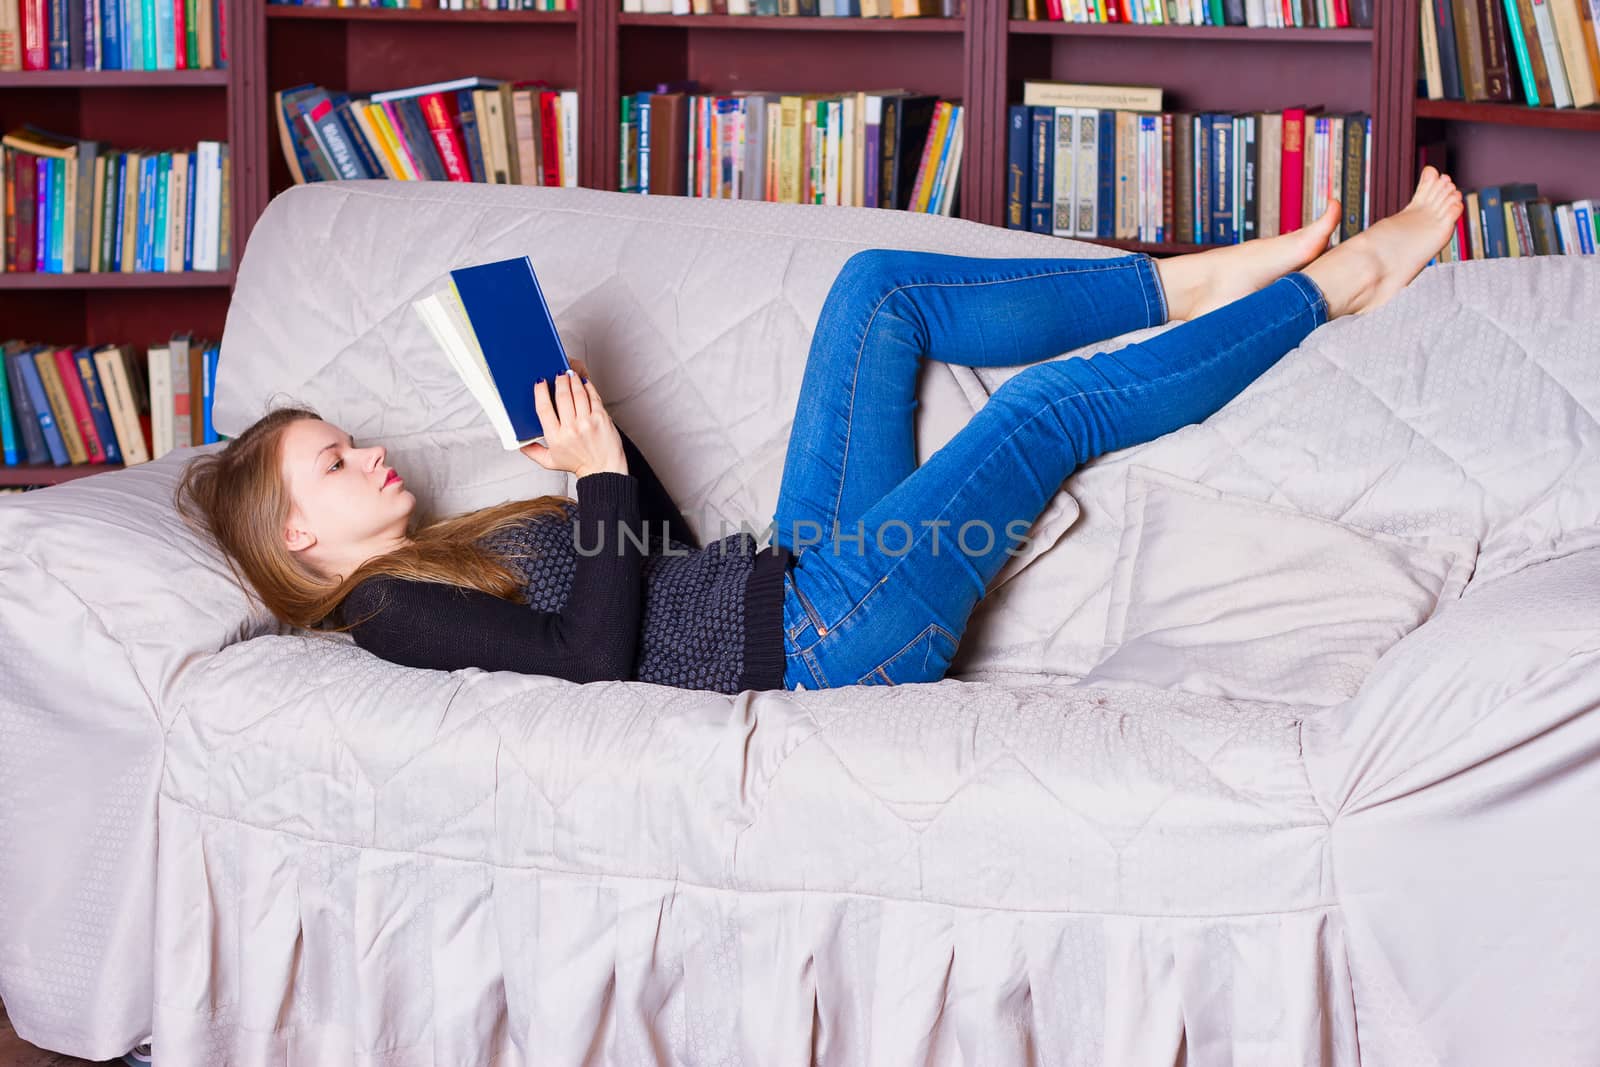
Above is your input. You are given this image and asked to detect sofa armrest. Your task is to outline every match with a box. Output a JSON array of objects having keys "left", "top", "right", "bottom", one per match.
[{"left": 1302, "top": 547, "right": 1600, "bottom": 1067}]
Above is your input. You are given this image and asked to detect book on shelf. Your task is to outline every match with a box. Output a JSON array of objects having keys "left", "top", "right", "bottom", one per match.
[
  {"left": 1007, "top": 96, "right": 1372, "bottom": 247},
  {"left": 622, "top": 0, "right": 960, "bottom": 15},
  {"left": 275, "top": 79, "right": 579, "bottom": 187},
  {"left": 267, "top": 0, "right": 574, "bottom": 10},
  {"left": 1418, "top": 0, "right": 1600, "bottom": 107},
  {"left": 0, "top": 0, "right": 227, "bottom": 71},
  {"left": 412, "top": 255, "right": 577, "bottom": 450},
  {"left": 1010, "top": 0, "right": 1371, "bottom": 27},
  {"left": 2, "top": 126, "right": 229, "bottom": 274},
  {"left": 1428, "top": 178, "right": 1599, "bottom": 260},
  {"left": 618, "top": 88, "right": 961, "bottom": 213}
]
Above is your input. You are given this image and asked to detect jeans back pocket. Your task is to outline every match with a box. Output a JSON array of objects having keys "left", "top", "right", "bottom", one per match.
[{"left": 856, "top": 622, "right": 961, "bottom": 687}]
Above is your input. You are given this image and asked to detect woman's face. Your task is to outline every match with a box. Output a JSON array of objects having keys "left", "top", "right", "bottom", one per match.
[{"left": 279, "top": 418, "right": 415, "bottom": 570}]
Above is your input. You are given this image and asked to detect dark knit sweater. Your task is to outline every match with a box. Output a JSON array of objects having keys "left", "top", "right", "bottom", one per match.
[{"left": 335, "top": 429, "right": 790, "bottom": 693}]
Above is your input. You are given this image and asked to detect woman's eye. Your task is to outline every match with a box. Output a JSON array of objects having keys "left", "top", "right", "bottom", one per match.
[{"left": 329, "top": 458, "right": 343, "bottom": 472}]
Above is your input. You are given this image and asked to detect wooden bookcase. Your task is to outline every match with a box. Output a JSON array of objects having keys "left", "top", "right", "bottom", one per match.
[{"left": 5, "top": 0, "right": 1595, "bottom": 486}]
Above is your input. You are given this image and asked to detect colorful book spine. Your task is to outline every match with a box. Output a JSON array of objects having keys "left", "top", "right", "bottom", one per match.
[{"left": 74, "top": 348, "right": 123, "bottom": 464}]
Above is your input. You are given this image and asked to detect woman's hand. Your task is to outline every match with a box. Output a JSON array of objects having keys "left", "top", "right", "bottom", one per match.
[{"left": 519, "top": 366, "right": 628, "bottom": 480}]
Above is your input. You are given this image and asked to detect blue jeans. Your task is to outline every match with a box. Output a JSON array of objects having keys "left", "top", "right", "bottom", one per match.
[{"left": 770, "top": 248, "right": 1329, "bottom": 690}]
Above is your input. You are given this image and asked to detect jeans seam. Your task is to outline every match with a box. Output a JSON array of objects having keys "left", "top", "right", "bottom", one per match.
[
  {"left": 1139, "top": 254, "right": 1169, "bottom": 324},
  {"left": 817, "top": 279, "right": 1322, "bottom": 637},
  {"left": 827, "top": 255, "right": 1154, "bottom": 532}
]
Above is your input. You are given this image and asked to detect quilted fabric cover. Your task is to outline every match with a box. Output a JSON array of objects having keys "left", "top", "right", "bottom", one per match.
[{"left": 1, "top": 181, "right": 1596, "bottom": 1066}]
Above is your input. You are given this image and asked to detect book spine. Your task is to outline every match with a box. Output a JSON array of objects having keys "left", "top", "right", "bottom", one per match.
[
  {"left": 75, "top": 358, "right": 125, "bottom": 468},
  {"left": 456, "top": 90, "right": 487, "bottom": 182},
  {"left": 1051, "top": 105, "right": 1074, "bottom": 235},
  {"left": 1077, "top": 109, "right": 1099, "bottom": 239},
  {"left": 865, "top": 100, "right": 884, "bottom": 211},
  {"left": 35, "top": 351, "right": 86, "bottom": 463},
  {"left": 1095, "top": 109, "right": 1115, "bottom": 239},
  {"left": 6, "top": 352, "right": 52, "bottom": 464},
  {"left": 1479, "top": 185, "right": 1508, "bottom": 256},
  {"left": 53, "top": 347, "right": 106, "bottom": 463},
  {"left": 1475, "top": 0, "right": 1516, "bottom": 99},
  {"left": 1210, "top": 114, "right": 1231, "bottom": 245},
  {"left": 45, "top": 0, "right": 66, "bottom": 67},
  {"left": 420, "top": 93, "right": 471, "bottom": 181},
  {"left": 1341, "top": 112, "right": 1364, "bottom": 240},
  {"left": 0, "top": 354, "right": 18, "bottom": 465},
  {"left": 49, "top": 155, "right": 66, "bottom": 272},
  {"left": 1279, "top": 108, "right": 1305, "bottom": 232},
  {"left": 1502, "top": 0, "right": 1543, "bottom": 102},
  {"left": 1160, "top": 111, "right": 1175, "bottom": 243},
  {"left": 18, "top": 351, "right": 70, "bottom": 465},
  {"left": 152, "top": 152, "right": 168, "bottom": 271},
  {"left": 1028, "top": 105, "right": 1053, "bottom": 234},
  {"left": 110, "top": 153, "right": 125, "bottom": 270},
  {"left": 1531, "top": 0, "right": 1575, "bottom": 106},
  {"left": 183, "top": 150, "right": 196, "bottom": 269}
]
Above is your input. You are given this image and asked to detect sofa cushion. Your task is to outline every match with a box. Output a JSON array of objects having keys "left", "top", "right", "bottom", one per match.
[{"left": 1079, "top": 465, "right": 1479, "bottom": 706}]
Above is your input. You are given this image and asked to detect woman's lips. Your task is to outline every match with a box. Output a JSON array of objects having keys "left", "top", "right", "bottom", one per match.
[{"left": 384, "top": 469, "right": 402, "bottom": 488}]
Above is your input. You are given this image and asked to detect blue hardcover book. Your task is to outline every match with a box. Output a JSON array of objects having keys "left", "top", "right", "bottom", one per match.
[
  {"left": 417, "top": 255, "right": 575, "bottom": 448},
  {"left": 1007, "top": 103, "right": 1036, "bottom": 230},
  {"left": 1576, "top": 202, "right": 1596, "bottom": 255},
  {"left": 84, "top": 0, "right": 96, "bottom": 71},
  {"left": 4, "top": 352, "right": 51, "bottom": 465},
  {"left": 183, "top": 150, "right": 197, "bottom": 269},
  {"left": 1479, "top": 186, "right": 1508, "bottom": 258},
  {"left": 111, "top": 154, "right": 127, "bottom": 270},
  {"left": 1210, "top": 113, "right": 1233, "bottom": 246},
  {"left": 17, "top": 350, "right": 71, "bottom": 466},
  {"left": 331, "top": 98, "right": 384, "bottom": 180},
  {"left": 152, "top": 152, "right": 170, "bottom": 271},
  {"left": 142, "top": 153, "right": 158, "bottom": 270},
  {"left": 1028, "top": 106, "right": 1053, "bottom": 235},
  {"left": 455, "top": 89, "right": 487, "bottom": 182},
  {"left": 202, "top": 344, "right": 219, "bottom": 443},
  {"left": 1097, "top": 109, "right": 1115, "bottom": 239},
  {"left": 72, "top": 347, "right": 123, "bottom": 464},
  {"left": 154, "top": 0, "right": 174, "bottom": 69},
  {"left": 47, "top": 0, "right": 70, "bottom": 67},
  {"left": 98, "top": 0, "right": 119, "bottom": 68},
  {"left": 0, "top": 351, "right": 18, "bottom": 465},
  {"left": 134, "top": 155, "right": 150, "bottom": 270}
]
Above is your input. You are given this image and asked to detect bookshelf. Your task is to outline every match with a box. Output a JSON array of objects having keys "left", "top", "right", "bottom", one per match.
[
  {"left": 1, "top": 0, "right": 248, "bottom": 485},
  {"left": 7, "top": 0, "right": 1592, "bottom": 487},
  {"left": 1394, "top": 3, "right": 1597, "bottom": 209}
]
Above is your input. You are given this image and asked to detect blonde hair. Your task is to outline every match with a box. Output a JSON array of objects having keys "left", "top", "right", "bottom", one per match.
[{"left": 174, "top": 403, "right": 574, "bottom": 633}]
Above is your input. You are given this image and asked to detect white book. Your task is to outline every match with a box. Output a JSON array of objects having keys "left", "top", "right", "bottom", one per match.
[
  {"left": 560, "top": 90, "right": 579, "bottom": 187},
  {"left": 412, "top": 290, "right": 527, "bottom": 451},
  {"left": 1052, "top": 106, "right": 1075, "bottom": 237},
  {"left": 1244, "top": 0, "right": 1265, "bottom": 25},
  {"left": 623, "top": 0, "right": 642, "bottom": 12},
  {"left": 148, "top": 345, "right": 172, "bottom": 460},
  {"left": 1074, "top": 108, "right": 1098, "bottom": 238},
  {"left": 191, "top": 142, "right": 215, "bottom": 271}
]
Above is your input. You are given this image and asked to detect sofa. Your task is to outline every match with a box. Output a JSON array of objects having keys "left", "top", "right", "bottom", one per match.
[{"left": 1, "top": 181, "right": 1597, "bottom": 1066}]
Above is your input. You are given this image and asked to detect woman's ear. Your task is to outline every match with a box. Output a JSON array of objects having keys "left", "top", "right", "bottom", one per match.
[{"left": 284, "top": 519, "right": 316, "bottom": 554}]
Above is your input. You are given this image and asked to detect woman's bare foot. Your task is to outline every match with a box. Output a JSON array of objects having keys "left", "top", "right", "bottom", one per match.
[
  {"left": 1301, "top": 166, "right": 1464, "bottom": 318},
  {"left": 1154, "top": 200, "right": 1341, "bottom": 320}
]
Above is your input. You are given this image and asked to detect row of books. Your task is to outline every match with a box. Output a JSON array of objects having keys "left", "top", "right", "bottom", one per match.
[
  {"left": 1, "top": 334, "right": 219, "bottom": 471},
  {"left": 3, "top": 127, "right": 232, "bottom": 274},
  {"left": 619, "top": 90, "right": 964, "bottom": 212},
  {"left": 277, "top": 77, "right": 579, "bottom": 185},
  {"left": 1010, "top": 0, "right": 1371, "bottom": 27},
  {"left": 0, "top": 0, "right": 227, "bottom": 71},
  {"left": 1418, "top": 0, "right": 1600, "bottom": 108},
  {"left": 620, "top": 0, "right": 956, "bottom": 16},
  {"left": 1434, "top": 183, "right": 1599, "bottom": 260},
  {"left": 266, "top": 0, "right": 571, "bottom": 9},
  {"left": 1005, "top": 82, "right": 1371, "bottom": 245}
]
